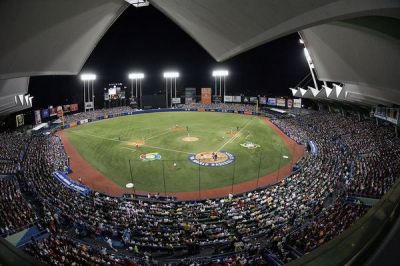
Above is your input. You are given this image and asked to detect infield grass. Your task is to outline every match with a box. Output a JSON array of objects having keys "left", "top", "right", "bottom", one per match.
[{"left": 64, "top": 112, "right": 292, "bottom": 193}]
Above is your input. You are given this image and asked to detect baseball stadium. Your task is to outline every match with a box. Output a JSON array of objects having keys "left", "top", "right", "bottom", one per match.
[{"left": 0, "top": 1, "right": 399, "bottom": 266}]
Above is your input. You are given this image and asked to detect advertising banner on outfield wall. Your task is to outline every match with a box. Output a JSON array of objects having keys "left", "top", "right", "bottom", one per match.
[
  {"left": 232, "top": 96, "right": 242, "bottom": 103},
  {"left": 34, "top": 110, "right": 41, "bottom": 125},
  {"left": 277, "top": 98, "right": 286, "bottom": 107},
  {"left": 63, "top": 105, "right": 70, "bottom": 113},
  {"left": 16, "top": 114, "right": 24, "bottom": 127},
  {"left": 293, "top": 98, "right": 302, "bottom": 108},
  {"left": 224, "top": 95, "right": 233, "bottom": 102},
  {"left": 250, "top": 97, "right": 257, "bottom": 103},
  {"left": 85, "top": 102, "right": 94, "bottom": 110},
  {"left": 56, "top": 106, "right": 63, "bottom": 117},
  {"left": 201, "top": 88, "right": 212, "bottom": 104},
  {"left": 70, "top": 104, "right": 78, "bottom": 112},
  {"left": 267, "top": 98, "right": 277, "bottom": 106},
  {"left": 41, "top": 108, "right": 49, "bottom": 119},
  {"left": 172, "top": 97, "right": 181, "bottom": 104},
  {"left": 287, "top": 99, "right": 293, "bottom": 108},
  {"left": 259, "top": 97, "right": 267, "bottom": 105},
  {"left": 185, "top": 88, "right": 196, "bottom": 104},
  {"left": 49, "top": 106, "right": 57, "bottom": 116}
]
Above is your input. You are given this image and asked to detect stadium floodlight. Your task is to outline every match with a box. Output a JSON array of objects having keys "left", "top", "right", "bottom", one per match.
[
  {"left": 128, "top": 73, "right": 145, "bottom": 79},
  {"left": 80, "top": 73, "right": 96, "bottom": 81},
  {"left": 212, "top": 70, "right": 229, "bottom": 77},
  {"left": 163, "top": 72, "right": 179, "bottom": 78},
  {"left": 212, "top": 69, "right": 229, "bottom": 100},
  {"left": 163, "top": 71, "right": 180, "bottom": 108},
  {"left": 80, "top": 73, "right": 96, "bottom": 112},
  {"left": 128, "top": 72, "right": 145, "bottom": 104}
]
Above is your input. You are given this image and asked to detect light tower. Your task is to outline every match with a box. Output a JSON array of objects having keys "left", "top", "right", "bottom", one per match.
[
  {"left": 163, "top": 71, "right": 180, "bottom": 108},
  {"left": 128, "top": 72, "right": 145, "bottom": 107},
  {"left": 80, "top": 73, "right": 96, "bottom": 112},
  {"left": 212, "top": 69, "right": 229, "bottom": 102}
]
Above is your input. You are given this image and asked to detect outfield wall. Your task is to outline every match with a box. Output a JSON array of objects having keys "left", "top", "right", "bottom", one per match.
[{"left": 62, "top": 108, "right": 260, "bottom": 129}]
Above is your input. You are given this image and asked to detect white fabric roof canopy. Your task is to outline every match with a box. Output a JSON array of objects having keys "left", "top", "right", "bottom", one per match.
[
  {"left": 0, "top": 0, "right": 399, "bottom": 111},
  {"left": 150, "top": 0, "right": 400, "bottom": 61},
  {"left": 300, "top": 17, "right": 400, "bottom": 106},
  {"left": 0, "top": 0, "right": 128, "bottom": 80}
]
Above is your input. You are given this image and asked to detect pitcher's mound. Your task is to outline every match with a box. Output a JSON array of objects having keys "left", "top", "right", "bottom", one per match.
[
  {"left": 182, "top": 136, "right": 199, "bottom": 142},
  {"left": 129, "top": 140, "right": 145, "bottom": 147}
]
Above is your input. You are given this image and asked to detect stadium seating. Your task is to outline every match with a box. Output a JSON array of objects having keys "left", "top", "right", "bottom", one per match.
[{"left": 0, "top": 106, "right": 399, "bottom": 265}]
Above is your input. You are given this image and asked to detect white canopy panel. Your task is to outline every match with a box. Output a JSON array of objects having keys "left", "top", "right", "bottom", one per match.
[
  {"left": 150, "top": 0, "right": 400, "bottom": 61},
  {"left": 0, "top": 77, "right": 30, "bottom": 112},
  {"left": 300, "top": 18, "right": 400, "bottom": 95},
  {"left": 0, "top": 0, "right": 128, "bottom": 80}
]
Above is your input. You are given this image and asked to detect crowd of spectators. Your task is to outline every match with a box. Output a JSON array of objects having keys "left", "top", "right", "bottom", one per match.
[
  {"left": 0, "top": 131, "right": 30, "bottom": 174},
  {"left": 0, "top": 161, "right": 19, "bottom": 175},
  {"left": 0, "top": 131, "right": 30, "bottom": 161},
  {"left": 182, "top": 103, "right": 257, "bottom": 113},
  {"left": 24, "top": 230, "right": 142, "bottom": 266},
  {"left": 0, "top": 110, "right": 398, "bottom": 265},
  {"left": 272, "top": 112, "right": 400, "bottom": 198},
  {"left": 63, "top": 106, "right": 133, "bottom": 124},
  {"left": 283, "top": 201, "right": 368, "bottom": 254},
  {"left": 0, "top": 175, "right": 37, "bottom": 236}
]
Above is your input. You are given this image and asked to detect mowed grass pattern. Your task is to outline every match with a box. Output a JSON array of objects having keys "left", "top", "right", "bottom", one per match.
[{"left": 64, "top": 112, "right": 291, "bottom": 192}]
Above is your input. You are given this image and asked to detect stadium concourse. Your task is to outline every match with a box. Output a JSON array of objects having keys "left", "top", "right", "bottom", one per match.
[{"left": 0, "top": 104, "right": 398, "bottom": 265}]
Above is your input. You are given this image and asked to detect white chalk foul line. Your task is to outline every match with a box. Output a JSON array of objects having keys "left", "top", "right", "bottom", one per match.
[
  {"left": 138, "top": 144, "right": 192, "bottom": 155},
  {"left": 216, "top": 118, "right": 253, "bottom": 152},
  {"left": 145, "top": 128, "right": 172, "bottom": 141},
  {"left": 69, "top": 131, "right": 191, "bottom": 155}
]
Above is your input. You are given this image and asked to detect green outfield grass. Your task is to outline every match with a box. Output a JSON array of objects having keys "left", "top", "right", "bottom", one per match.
[{"left": 64, "top": 112, "right": 291, "bottom": 193}]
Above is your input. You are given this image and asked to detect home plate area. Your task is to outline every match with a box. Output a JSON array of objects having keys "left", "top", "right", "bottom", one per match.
[{"left": 188, "top": 151, "right": 235, "bottom": 167}]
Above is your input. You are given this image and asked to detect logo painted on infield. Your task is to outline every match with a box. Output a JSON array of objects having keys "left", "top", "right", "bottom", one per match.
[
  {"left": 240, "top": 141, "right": 260, "bottom": 149},
  {"left": 188, "top": 151, "right": 235, "bottom": 167},
  {"left": 140, "top": 153, "right": 162, "bottom": 161}
]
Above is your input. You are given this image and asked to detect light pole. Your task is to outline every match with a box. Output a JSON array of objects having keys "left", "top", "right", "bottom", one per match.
[
  {"left": 80, "top": 73, "right": 96, "bottom": 112},
  {"left": 128, "top": 73, "right": 145, "bottom": 108},
  {"left": 212, "top": 69, "right": 229, "bottom": 102},
  {"left": 163, "top": 72, "right": 180, "bottom": 108},
  {"left": 231, "top": 160, "right": 236, "bottom": 194},
  {"left": 256, "top": 150, "right": 263, "bottom": 188}
]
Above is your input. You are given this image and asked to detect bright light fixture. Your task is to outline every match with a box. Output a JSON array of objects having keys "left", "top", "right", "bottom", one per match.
[
  {"left": 212, "top": 70, "right": 229, "bottom": 77},
  {"left": 125, "top": 0, "right": 149, "bottom": 7},
  {"left": 128, "top": 73, "right": 145, "bottom": 79},
  {"left": 299, "top": 39, "right": 304, "bottom": 44},
  {"left": 303, "top": 48, "right": 312, "bottom": 64},
  {"left": 80, "top": 73, "right": 96, "bottom": 81},
  {"left": 163, "top": 72, "right": 179, "bottom": 78}
]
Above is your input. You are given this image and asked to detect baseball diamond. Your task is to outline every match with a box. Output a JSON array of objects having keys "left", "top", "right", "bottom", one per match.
[{"left": 63, "top": 111, "right": 298, "bottom": 194}]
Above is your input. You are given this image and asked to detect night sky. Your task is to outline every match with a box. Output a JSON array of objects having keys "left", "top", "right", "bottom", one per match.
[{"left": 29, "top": 5, "right": 310, "bottom": 109}]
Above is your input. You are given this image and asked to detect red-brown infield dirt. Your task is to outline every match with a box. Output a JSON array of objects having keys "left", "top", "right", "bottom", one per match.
[{"left": 57, "top": 117, "right": 305, "bottom": 201}]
